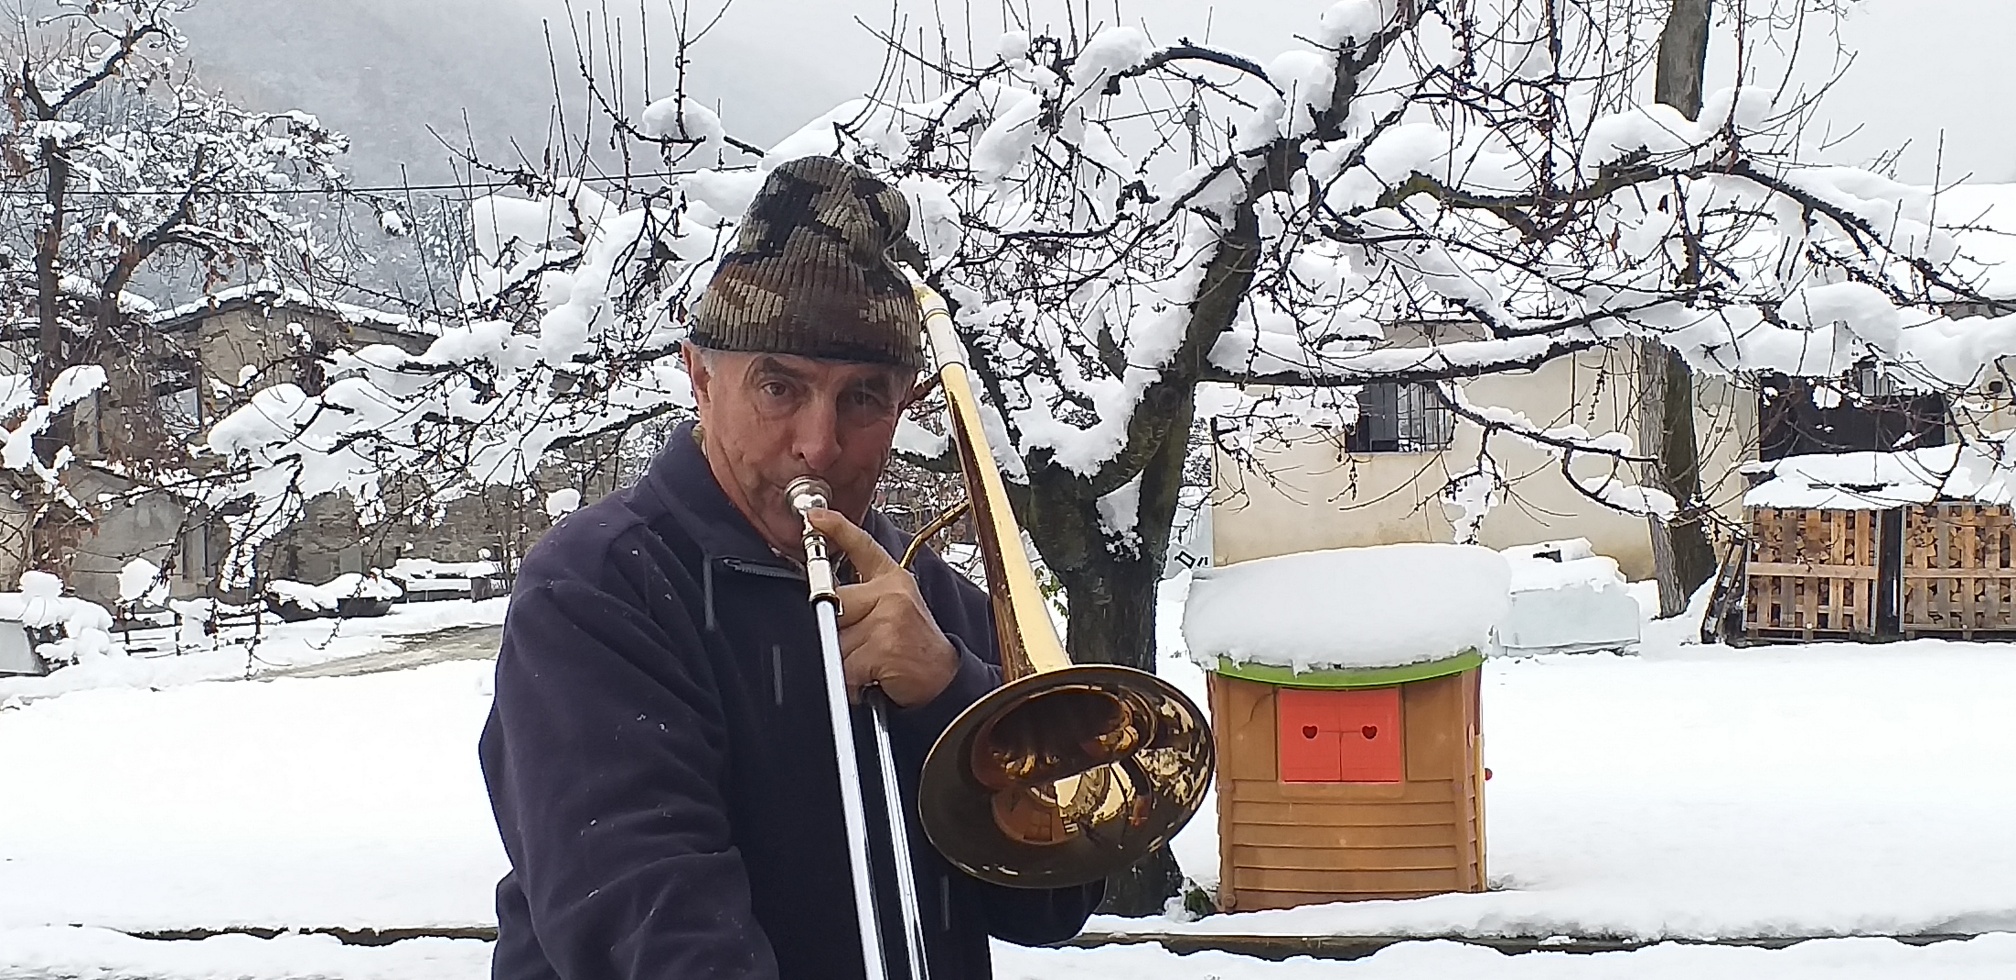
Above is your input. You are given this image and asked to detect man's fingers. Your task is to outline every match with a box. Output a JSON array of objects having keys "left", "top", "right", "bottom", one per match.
[
  {"left": 834, "top": 582, "right": 878, "bottom": 629},
  {"left": 839, "top": 626, "right": 883, "bottom": 702},
  {"left": 841, "top": 647, "right": 873, "bottom": 703},
  {"left": 806, "top": 507, "right": 901, "bottom": 580}
]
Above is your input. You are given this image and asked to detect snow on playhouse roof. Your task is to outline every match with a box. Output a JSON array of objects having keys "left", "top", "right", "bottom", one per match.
[
  {"left": 1744, "top": 435, "right": 2016, "bottom": 511},
  {"left": 1182, "top": 543, "right": 1511, "bottom": 675}
]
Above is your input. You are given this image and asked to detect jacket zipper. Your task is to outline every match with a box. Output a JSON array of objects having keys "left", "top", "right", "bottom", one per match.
[{"left": 718, "top": 556, "right": 806, "bottom": 582}]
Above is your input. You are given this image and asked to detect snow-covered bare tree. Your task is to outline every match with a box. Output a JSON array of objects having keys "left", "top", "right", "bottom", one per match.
[
  {"left": 0, "top": 0, "right": 353, "bottom": 579},
  {"left": 202, "top": 0, "right": 2016, "bottom": 909}
]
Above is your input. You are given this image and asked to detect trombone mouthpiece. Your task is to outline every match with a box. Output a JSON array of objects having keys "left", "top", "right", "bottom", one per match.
[
  {"left": 786, "top": 476, "right": 832, "bottom": 516},
  {"left": 787, "top": 476, "right": 839, "bottom": 604}
]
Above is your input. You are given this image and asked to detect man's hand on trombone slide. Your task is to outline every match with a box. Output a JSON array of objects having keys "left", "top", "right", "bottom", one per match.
[{"left": 806, "top": 507, "right": 960, "bottom": 708}]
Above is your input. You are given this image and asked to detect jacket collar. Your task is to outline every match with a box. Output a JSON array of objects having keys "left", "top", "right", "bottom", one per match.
[{"left": 644, "top": 420, "right": 914, "bottom": 570}]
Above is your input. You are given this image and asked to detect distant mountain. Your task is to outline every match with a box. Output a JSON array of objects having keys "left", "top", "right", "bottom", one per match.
[
  {"left": 179, "top": 0, "right": 565, "bottom": 184},
  {"left": 176, "top": 0, "right": 884, "bottom": 186}
]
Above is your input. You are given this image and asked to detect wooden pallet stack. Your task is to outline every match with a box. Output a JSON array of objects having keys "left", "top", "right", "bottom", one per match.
[
  {"left": 1902, "top": 503, "right": 2016, "bottom": 638},
  {"left": 1741, "top": 507, "right": 1882, "bottom": 641}
]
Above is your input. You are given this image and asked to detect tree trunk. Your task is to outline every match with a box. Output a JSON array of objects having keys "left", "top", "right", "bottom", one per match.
[
  {"left": 34, "top": 135, "right": 68, "bottom": 393},
  {"left": 1642, "top": 0, "right": 1718, "bottom": 616},
  {"left": 1064, "top": 550, "right": 1184, "bottom": 913},
  {"left": 21, "top": 125, "right": 75, "bottom": 580},
  {"left": 1638, "top": 343, "right": 1720, "bottom": 613},
  {"left": 1655, "top": 0, "right": 1712, "bottom": 116},
  {"left": 1043, "top": 392, "right": 1199, "bottom": 915}
]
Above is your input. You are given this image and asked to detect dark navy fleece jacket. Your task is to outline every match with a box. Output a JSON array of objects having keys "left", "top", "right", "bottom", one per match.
[{"left": 478, "top": 422, "right": 1100, "bottom": 980}]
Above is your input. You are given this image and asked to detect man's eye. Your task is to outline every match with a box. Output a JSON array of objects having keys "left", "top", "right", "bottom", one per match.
[
  {"left": 760, "top": 380, "right": 792, "bottom": 398},
  {"left": 846, "top": 390, "right": 891, "bottom": 412}
]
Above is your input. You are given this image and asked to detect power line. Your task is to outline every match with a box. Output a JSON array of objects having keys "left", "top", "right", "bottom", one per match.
[{"left": 0, "top": 168, "right": 747, "bottom": 200}]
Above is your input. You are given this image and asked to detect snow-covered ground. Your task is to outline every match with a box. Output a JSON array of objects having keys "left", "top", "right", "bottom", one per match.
[
  {"left": 1141, "top": 642, "right": 2016, "bottom": 942},
  {"left": 3, "top": 577, "right": 2015, "bottom": 977},
  {"left": 0, "top": 597, "right": 508, "bottom": 702},
  {"left": 0, "top": 662, "right": 504, "bottom": 933}
]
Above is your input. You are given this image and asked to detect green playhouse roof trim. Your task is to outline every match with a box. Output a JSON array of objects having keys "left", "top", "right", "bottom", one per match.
[{"left": 1210, "top": 649, "right": 1485, "bottom": 689}]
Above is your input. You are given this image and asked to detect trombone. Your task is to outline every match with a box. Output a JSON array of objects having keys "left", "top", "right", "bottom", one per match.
[{"left": 786, "top": 275, "right": 1216, "bottom": 980}]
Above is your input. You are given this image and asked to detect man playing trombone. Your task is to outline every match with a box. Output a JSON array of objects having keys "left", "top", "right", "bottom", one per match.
[{"left": 479, "top": 156, "right": 1104, "bottom": 980}]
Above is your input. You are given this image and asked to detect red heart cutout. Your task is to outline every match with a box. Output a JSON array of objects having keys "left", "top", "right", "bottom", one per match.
[
  {"left": 1361, "top": 725, "right": 1378, "bottom": 739},
  {"left": 1301, "top": 725, "right": 1318, "bottom": 739}
]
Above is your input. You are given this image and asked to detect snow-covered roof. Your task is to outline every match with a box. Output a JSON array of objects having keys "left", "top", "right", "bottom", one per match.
[
  {"left": 1744, "top": 435, "right": 2016, "bottom": 510},
  {"left": 1182, "top": 543, "right": 1510, "bottom": 673},
  {"left": 152, "top": 281, "right": 431, "bottom": 337},
  {"left": 267, "top": 572, "right": 404, "bottom": 610},
  {"left": 386, "top": 557, "right": 502, "bottom": 581}
]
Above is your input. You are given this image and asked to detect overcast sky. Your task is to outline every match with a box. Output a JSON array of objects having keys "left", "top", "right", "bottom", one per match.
[{"left": 174, "top": 0, "right": 2012, "bottom": 187}]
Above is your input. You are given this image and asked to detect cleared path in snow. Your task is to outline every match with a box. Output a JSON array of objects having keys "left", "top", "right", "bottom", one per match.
[
  {"left": 4, "top": 927, "right": 2016, "bottom": 979},
  {"left": 270, "top": 625, "right": 501, "bottom": 678}
]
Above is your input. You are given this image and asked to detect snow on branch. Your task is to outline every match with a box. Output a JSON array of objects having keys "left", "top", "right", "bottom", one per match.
[{"left": 1431, "top": 382, "right": 1675, "bottom": 521}]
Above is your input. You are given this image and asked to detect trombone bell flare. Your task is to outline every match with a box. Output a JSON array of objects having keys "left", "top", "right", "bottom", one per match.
[
  {"left": 919, "top": 666, "right": 1214, "bottom": 888},
  {"left": 901, "top": 271, "right": 1217, "bottom": 889}
]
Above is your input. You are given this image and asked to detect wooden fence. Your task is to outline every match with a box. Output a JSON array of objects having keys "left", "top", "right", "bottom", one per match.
[{"left": 1742, "top": 507, "right": 1882, "bottom": 641}]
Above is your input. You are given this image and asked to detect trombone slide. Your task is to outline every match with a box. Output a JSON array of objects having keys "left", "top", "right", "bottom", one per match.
[{"left": 787, "top": 476, "right": 930, "bottom": 980}]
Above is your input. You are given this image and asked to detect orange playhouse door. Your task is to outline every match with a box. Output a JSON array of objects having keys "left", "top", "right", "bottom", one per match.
[{"left": 1277, "top": 687, "right": 1403, "bottom": 783}]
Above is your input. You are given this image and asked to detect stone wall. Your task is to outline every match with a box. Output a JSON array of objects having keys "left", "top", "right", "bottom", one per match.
[
  {"left": 65, "top": 470, "right": 193, "bottom": 606},
  {"left": 252, "top": 430, "right": 630, "bottom": 585}
]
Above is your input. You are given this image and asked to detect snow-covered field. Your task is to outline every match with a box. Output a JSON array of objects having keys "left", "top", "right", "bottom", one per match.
[
  {"left": 1138, "top": 640, "right": 2016, "bottom": 942},
  {"left": 3, "top": 580, "right": 2015, "bottom": 977},
  {"left": 0, "top": 662, "right": 504, "bottom": 933}
]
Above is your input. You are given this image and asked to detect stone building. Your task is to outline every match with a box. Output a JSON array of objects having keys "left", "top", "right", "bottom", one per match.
[{"left": 58, "top": 284, "right": 624, "bottom": 607}]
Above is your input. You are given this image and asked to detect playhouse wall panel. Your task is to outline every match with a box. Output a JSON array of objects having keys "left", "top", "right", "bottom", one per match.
[
  {"left": 1229, "top": 821, "right": 1458, "bottom": 848},
  {"left": 1231, "top": 844, "right": 1463, "bottom": 873},
  {"left": 1227, "top": 865, "right": 1466, "bottom": 897},
  {"left": 1226, "top": 796, "right": 1457, "bottom": 828},
  {"left": 1211, "top": 669, "right": 1487, "bottom": 911}
]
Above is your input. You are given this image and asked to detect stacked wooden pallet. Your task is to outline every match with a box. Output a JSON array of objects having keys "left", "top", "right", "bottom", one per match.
[
  {"left": 1901, "top": 503, "right": 2016, "bottom": 638},
  {"left": 1742, "top": 507, "right": 1882, "bottom": 641}
]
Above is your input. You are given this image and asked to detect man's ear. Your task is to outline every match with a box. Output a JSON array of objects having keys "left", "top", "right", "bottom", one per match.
[{"left": 681, "top": 343, "right": 712, "bottom": 410}]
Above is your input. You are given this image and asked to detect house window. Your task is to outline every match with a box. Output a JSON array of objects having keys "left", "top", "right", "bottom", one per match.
[
  {"left": 1852, "top": 365, "right": 1898, "bottom": 399},
  {"left": 1348, "top": 383, "right": 1455, "bottom": 453}
]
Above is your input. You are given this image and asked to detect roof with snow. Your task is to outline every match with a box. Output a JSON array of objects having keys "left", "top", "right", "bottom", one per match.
[
  {"left": 151, "top": 281, "right": 431, "bottom": 337},
  {"left": 1182, "top": 543, "right": 1510, "bottom": 676},
  {"left": 1744, "top": 436, "right": 2016, "bottom": 510}
]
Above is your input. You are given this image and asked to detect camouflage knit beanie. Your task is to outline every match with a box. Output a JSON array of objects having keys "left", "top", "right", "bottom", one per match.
[{"left": 688, "top": 156, "right": 925, "bottom": 370}]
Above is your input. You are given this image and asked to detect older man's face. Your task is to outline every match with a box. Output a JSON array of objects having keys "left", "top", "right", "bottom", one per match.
[{"left": 683, "top": 344, "right": 918, "bottom": 557}]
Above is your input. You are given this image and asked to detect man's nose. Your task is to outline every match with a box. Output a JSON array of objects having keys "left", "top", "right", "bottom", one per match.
[{"left": 790, "top": 399, "right": 844, "bottom": 473}]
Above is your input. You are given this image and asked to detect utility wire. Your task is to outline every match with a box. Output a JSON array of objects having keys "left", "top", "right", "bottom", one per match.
[{"left": 0, "top": 167, "right": 746, "bottom": 199}]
